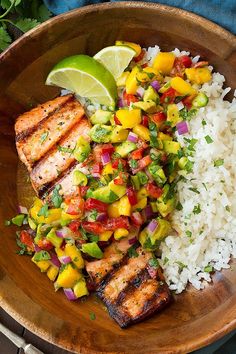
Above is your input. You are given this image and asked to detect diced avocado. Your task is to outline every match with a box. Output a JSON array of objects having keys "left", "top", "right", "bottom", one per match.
[
  {"left": 133, "top": 100, "right": 156, "bottom": 113},
  {"left": 139, "top": 229, "right": 157, "bottom": 251},
  {"left": 178, "top": 156, "right": 188, "bottom": 169},
  {"left": 73, "top": 278, "right": 89, "bottom": 297},
  {"left": 159, "top": 81, "right": 171, "bottom": 93},
  {"left": 46, "top": 228, "right": 63, "bottom": 248},
  {"left": 90, "top": 124, "right": 112, "bottom": 143},
  {"left": 136, "top": 171, "right": 149, "bottom": 185},
  {"left": 131, "top": 175, "right": 140, "bottom": 190},
  {"left": 110, "top": 126, "right": 129, "bottom": 143},
  {"left": 109, "top": 180, "right": 126, "bottom": 198},
  {"left": 90, "top": 110, "right": 113, "bottom": 125},
  {"left": 163, "top": 140, "right": 181, "bottom": 154},
  {"left": 167, "top": 104, "right": 180, "bottom": 127},
  {"left": 156, "top": 184, "right": 176, "bottom": 217},
  {"left": 89, "top": 185, "right": 118, "bottom": 204},
  {"left": 81, "top": 242, "right": 103, "bottom": 259},
  {"left": 73, "top": 136, "right": 91, "bottom": 162},
  {"left": 115, "top": 141, "right": 137, "bottom": 158},
  {"left": 143, "top": 86, "right": 159, "bottom": 103},
  {"left": 148, "top": 162, "right": 167, "bottom": 185},
  {"left": 150, "top": 219, "right": 171, "bottom": 244},
  {"left": 73, "top": 170, "right": 88, "bottom": 186},
  {"left": 11, "top": 214, "right": 25, "bottom": 226}
]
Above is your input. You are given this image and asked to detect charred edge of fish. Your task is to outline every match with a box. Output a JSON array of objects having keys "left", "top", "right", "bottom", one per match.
[
  {"left": 37, "top": 159, "right": 79, "bottom": 199},
  {"left": 15, "top": 95, "right": 74, "bottom": 142}
]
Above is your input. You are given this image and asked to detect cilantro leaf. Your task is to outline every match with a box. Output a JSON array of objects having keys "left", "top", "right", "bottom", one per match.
[
  {"left": 128, "top": 245, "right": 138, "bottom": 258},
  {"left": 0, "top": 26, "right": 12, "bottom": 51},
  {"left": 193, "top": 203, "right": 201, "bottom": 214},
  {"left": 36, "top": 4, "right": 52, "bottom": 22},
  {"left": 148, "top": 257, "right": 159, "bottom": 268},
  {"left": 204, "top": 265, "right": 213, "bottom": 273},
  {"left": 15, "top": 18, "right": 40, "bottom": 33},
  {"left": 205, "top": 135, "right": 213, "bottom": 144},
  {"left": 214, "top": 159, "right": 224, "bottom": 167},
  {"left": 34, "top": 250, "right": 51, "bottom": 262},
  {"left": 51, "top": 185, "right": 62, "bottom": 208},
  {"left": 189, "top": 187, "right": 200, "bottom": 194},
  {"left": 185, "top": 230, "right": 192, "bottom": 238}
]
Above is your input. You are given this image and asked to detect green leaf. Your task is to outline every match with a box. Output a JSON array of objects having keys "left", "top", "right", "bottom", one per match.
[
  {"left": 34, "top": 250, "right": 51, "bottom": 262},
  {"left": 51, "top": 185, "right": 62, "bottom": 208},
  {"left": 189, "top": 187, "right": 200, "bottom": 194},
  {"left": 0, "top": 26, "right": 11, "bottom": 51},
  {"left": 128, "top": 245, "right": 138, "bottom": 258},
  {"left": 204, "top": 265, "right": 213, "bottom": 273},
  {"left": 214, "top": 159, "right": 224, "bottom": 167},
  {"left": 148, "top": 257, "right": 159, "bottom": 268},
  {"left": 0, "top": 0, "right": 11, "bottom": 10},
  {"left": 185, "top": 230, "right": 192, "bottom": 238},
  {"left": 15, "top": 18, "right": 40, "bottom": 33},
  {"left": 37, "top": 3, "right": 52, "bottom": 22},
  {"left": 205, "top": 135, "right": 213, "bottom": 144},
  {"left": 193, "top": 203, "right": 201, "bottom": 214}
]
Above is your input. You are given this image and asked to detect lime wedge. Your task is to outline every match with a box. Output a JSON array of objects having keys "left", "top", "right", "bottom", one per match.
[
  {"left": 46, "top": 55, "right": 117, "bottom": 107},
  {"left": 94, "top": 45, "right": 136, "bottom": 80}
]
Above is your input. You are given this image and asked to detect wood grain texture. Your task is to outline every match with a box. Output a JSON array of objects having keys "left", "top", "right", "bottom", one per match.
[{"left": 0, "top": 2, "right": 236, "bottom": 354}]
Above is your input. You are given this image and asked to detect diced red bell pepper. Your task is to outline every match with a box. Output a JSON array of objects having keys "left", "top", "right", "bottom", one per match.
[
  {"left": 101, "top": 143, "right": 115, "bottom": 155},
  {"left": 126, "top": 186, "right": 138, "bottom": 206},
  {"left": 131, "top": 147, "right": 144, "bottom": 160},
  {"left": 66, "top": 196, "right": 84, "bottom": 216},
  {"left": 37, "top": 238, "right": 54, "bottom": 251},
  {"left": 20, "top": 230, "right": 34, "bottom": 251},
  {"left": 146, "top": 182, "right": 163, "bottom": 198},
  {"left": 85, "top": 198, "right": 108, "bottom": 212},
  {"left": 179, "top": 55, "right": 192, "bottom": 68},
  {"left": 123, "top": 91, "right": 139, "bottom": 106},
  {"left": 151, "top": 112, "right": 166, "bottom": 125},
  {"left": 80, "top": 185, "right": 89, "bottom": 197},
  {"left": 171, "top": 58, "right": 185, "bottom": 77},
  {"left": 182, "top": 94, "right": 195, "bottom": 109},
  {"left": 130, "top": 211, "right": 143, "bottom": 226},
  {"left": 114, "top": 114, "right": 121, "bottom": 125},
  {"left": 68, "top": 220, "right": 81, "bottom": 233},
  {"left": 141, "top": 63, "right": 148, "bottom": 68},
  {"left": 105, "top": 216, "right": 130, "bottom": 231},
  {"left": 160, "top": 88, "right": 177, "bottom": 104},
  {"left": 93, "top": 144, "right": 114, "bottom": 162},
  {"left": 134, "top": 49, "right": 145, "bottom": 63},
  {"left": 133, "top": 155, "right": 152, "bottom": 173},
  {"left": 114, "top": 172, "right": 129, "bottom": 185},
  {"left": 112, "top": 158, "right": 127, "bottom": 169},
  {"left": 142, "top": 115, "right": 149, "bottom": 127},
  {"left": 82, "top": 221, "right": 105, "bottom": 234}
]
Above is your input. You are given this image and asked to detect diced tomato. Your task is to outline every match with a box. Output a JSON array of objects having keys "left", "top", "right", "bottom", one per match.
[
  {"left": 114, "top": 172, "right": 129, "bottom": 185},
  {"left": 37, "top": 238, "right": 54, "bottom": 251},
  {"left": 182, "top": 94, "right": 195, "bottom": 109},
  {"left": 82, "top": 221, "right": 105, "bottom": 234},
  {"left": 151, "top": 112, "right": 166, "bottom": 125},
  {"left": 114, "top": 114, "right": 121, "bottom": 125},
  {"left": 160, "top": 88, "right": 177, "bottom": 104},
  {"left": 126, "top": 187, "right": 138, "bottom": 206},
  {"left": 134, "top": 49, "right": 145, "bottom": 63},
  {"left": 123, "top": 91, "right": 139, "bottom": 106},
  {"left": 131, "top": 147, "right": 144, "bottom": 160},
  {"left": 130, "top": 211, "right": 143, "bottom": 226},
  {"left": 179, "top": 55, "right": 192, "bottom": 68},
  {"left": 171, "top": 58, "right": 185, "bottom": 77},
  {"left": 94, "top": 144, "right": 114, "bottom": 162},
  {"left": 20, "top": 230, "right": 34, "bottom": 251},
  {"left": 101, "top": 143, "right": 114, "bottom": 155},
  {"left": 146, "top": 182, "right": 163, "bottom": 198},
  {"left": 66, "top": 196, "right": 84, "bottom": 216},
  {"left": 112, "top": 158, "right": 127, "bottom": 169},
  {"left": 68, "top": 220, "right": 81, "bottom": 233},
  {"left": 105, "top": 216, "right": 130, "bottom": 231},
  {"left": 133, "top": 155, "right": 152, "bottom": 173},
  {"left": 80, "top": 185, "right": 89, "bottom": 197},
  {"left": 142, "top": 115, "right": 149, "bottom": 127},
  {"left": 141, "top": 63, "right": 148, "bottom": 68},
  {"left": 85, "top": 198, "right": 108, "bottom": 212}
]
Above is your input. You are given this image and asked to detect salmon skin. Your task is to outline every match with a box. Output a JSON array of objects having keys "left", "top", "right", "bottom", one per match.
[
  {"left": 86, "top": 233, "right": 172, "bottom": 328},
  {"left": 14, "top": 95, "right": 90, "bottom": 200}
]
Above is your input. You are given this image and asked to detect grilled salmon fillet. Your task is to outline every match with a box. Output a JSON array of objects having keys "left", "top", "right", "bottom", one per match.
[
  {"left": 15, "top": 95, "right": 90, "bottom": 199},
  {"left": 86, "top": 236, "right": 172, "bottom": 328}
]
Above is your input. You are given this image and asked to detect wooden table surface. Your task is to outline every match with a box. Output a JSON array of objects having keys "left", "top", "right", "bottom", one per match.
[{"left": 1, "top": 306, "right": 236, "bottom": 354}]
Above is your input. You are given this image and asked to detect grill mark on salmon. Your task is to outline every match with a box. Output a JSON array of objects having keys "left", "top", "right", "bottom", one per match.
[
  {"left": 21, "top": 99, "right": 84, "bottom": 167},
  {"left": 30, "top": 118, "right": 90, "bottom": 196}
]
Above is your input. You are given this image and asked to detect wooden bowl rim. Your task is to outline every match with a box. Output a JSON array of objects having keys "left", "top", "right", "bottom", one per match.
[{"left": 1, "top": 2, "right": 236, "bottom": 353}]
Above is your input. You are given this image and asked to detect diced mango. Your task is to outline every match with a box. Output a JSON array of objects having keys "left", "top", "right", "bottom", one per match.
[
  {"left": 30, "top": 199, "right": 62, "bottom": 224},
  {"left": 137, "top": 187, "right": 148, "bottom": 200},
  {"left": 170, "top": 77, "right": 196, "bottom": 96},
  {"left": 118, "top": 195, "right": 131, "bottom": 216},
  {"left": 56, "top": 264, "right": 82, "bottom": 288},
  {"left": 116, "top": 71, "right": 130, "bottom": 87},
  {"left": 125, "top": 66, "right": 140, "bottom": 94},
  {"left": 73, "top": 278, "right": 89, "bottom": 298},
  {"left": 133, "top": 124, "right": 150, "bottom": 141},
  {"left": 32, "top": 256, "right": 51, "bottom": 272},
  {"left": 110, "top": 126, "right": 129, "bottom": 143},
  {"left": 143, "top": 67, "right": 163, "bottom": 82},
  {"left": 136, "top": 71, "right": 152, "bottom": 83},
  {"left": 109, "top": 180, "right": 126, "bottom": 198},
  {"left": 107, "top": 200, "right": 120, "bottom": 218},
  {"left": 167, "top": 104, "right": 181, "bottom": 127},
  {"left": 61, "top": 210, "right": 80, "bottom": 222},
  {"left": 116, "top": 109, "right": 141, "bottom": 128},
  {"left": 64, "top": 244, "right": 84, "bottom": 269},
  {"left": 132, "top": 197, "right": 147, "bottom": 211},
  {"left": 185, "top": 67, "right": 212, "bottom": 84},
  {"left": 163, "top": 140, "right": 181, "bottom": 154},
  {"left": 99, "top": 231, "right": 113, "bottom": 241},
  {"left": 150, "top": 219, "right": 171, "bottom": 244},
  {"left": 158, "top": 132, "right": 172, "bottom": 141},
  {"left": 102, "top": 162, "right": 114, "bottom": 175},
  {"left": 115, "top": 40, "right": 141, "bottom": 57},
  {"left": 114, "top": 228, "right": 129, "bottom": 240},
  {"left": 153, "top": 52, "right": 175, "bottom": 74},
  {"left": 47, "top": 265, "right": 59, "bottom": 282},
  {"left": 55, "top": 247, "right": 65, "bottom": 258}
]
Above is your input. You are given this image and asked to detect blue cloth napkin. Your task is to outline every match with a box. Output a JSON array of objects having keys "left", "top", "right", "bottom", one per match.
[{"left": 43, "top": 0, "right": 236, "bottom": 34}]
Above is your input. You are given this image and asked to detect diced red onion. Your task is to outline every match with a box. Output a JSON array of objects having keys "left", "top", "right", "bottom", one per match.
[
  {"left": 136, "top": 86, "right": 145, "bottom": 97},
  {"left": 28, "top": 228, "right": 36, "bottom": 236},
  {"left": 96, "top": 212, "right": 107, "bottom": 222},
  {"left": 118, "top": 98, "right": 125, "bottom": 108},
  {"left": 56, "top": 227, "right": 70, "bottom": 238},
  {"left": 127, "top": 132, "right": 138, "bottom": 143},
  {"left": 150, "top": 80, "right": 161, "bottom": 92},
  {"left": 141, "top": 209, "right": 147, "bottom": 223},
  {"left": 128, "top": 237, "right": 137, "bottom": 245},
  {"left": 59, "top": 255, "right": 72, "bottom": 264},
  {"left": 91, "top": 172, "right": 101, "bottom": 178},
  {"left": 176, "top": 121, "right": 189, "bottom": 135},
  {"left": 147, "top": 219, "right": 158, "bottom": 234},
  {"left": 176, "top": 101, "right": 184, "bottom": 111},
  {"left": 101, "top": 152, "right": 111, "bottom": 166},
  {"left": 34, "top": 244, "right": 42, "bottom": 252},
  {"left": 63, "top": 288, "right": 78, "bottom": 301},
  {"left": 131, "top": 211, "right": 143, "bottom": 226},
  {"left": 50, "top": 253, "right": 60, "bottom": 268},
  {"left": 17, "top": 205, "right": 28, "bottom": 214},
  {"left": 145, "top": 205, "right": 155, "bottom": 219}
]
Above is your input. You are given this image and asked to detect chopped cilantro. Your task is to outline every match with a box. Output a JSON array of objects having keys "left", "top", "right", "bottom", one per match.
[
  {"left": 51, "top": 185, "right": 62, "bottom": 208},
  {"left": 163, "top": 257, "right": 169, "bottom": 265},
  {"left": 204, "top": 265, "right": 213, "bottom": 273},
  {"left": 117, "top": 160, "right": 124, "bottom": 172},
  {"left": 34, "top": 250, "right": 51, "bottom": 262},
  {"left": 205, "top": 135, "right": 213, "bottom": 144},
  {"left": 176, "top": 261, "right": 187, "bottom": 270},
  {"left": 214, "top": 159, "right": 224, "bottom": 167},
  {"left": 88, "top": 234, "right": 99, "bottom": 242},
  {"left": 193, "top": 203, "right": 201, "bottom": 214},
  {"left": 225, "top": 205, "right": 230, "bottom": 212},
  {"left": 89, "top": 210, "right": 98, "bottom": 221},
  {"left": 40, "top": 131, "right": 49, "bottom": 143},
  {"left": 148, "top": 257, "right": 159, "bottom": 268},
  {"left": 185, "top": 230, "right": 192, "bottom": 238},
  {"left": 202, "top": 183, "right": 207, "bottom": 191},
  {"left": 128, "top": 246, "right": 138, "bottom": 258},
  {"left": 37, "top": 203, "right": 49, "bottom": 217},
  {"left": 89, "top": 312, "right": 96, "bottom": 320},
  {"left": 202, "top": 119, "right": 207, "bottom": 126},
  {"left": 129, "top": 159, "right": 138, "bottom": 169},
  {"left": 149, "top": 122, "right": 158, "bottom": 148},
  {"left": 57, "top": 145, "right": 74, "bottom": 154},
  {"left": 189, "top": 187, "right": 200, "bottom": 194},
  {"left": 176, "top": 201, "right": 183, "bottom": 211}
]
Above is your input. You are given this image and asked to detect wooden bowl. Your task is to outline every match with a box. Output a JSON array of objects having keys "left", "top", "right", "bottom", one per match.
[{"left": 0, "top": 2, "right": 236, "bottom": 353}]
